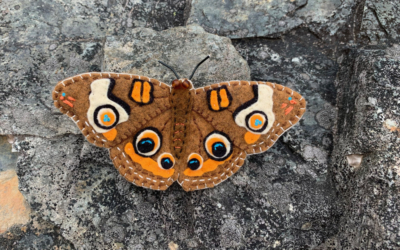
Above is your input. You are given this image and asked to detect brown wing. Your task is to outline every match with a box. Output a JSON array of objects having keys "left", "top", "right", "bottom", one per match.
[
  {"left": 177, "top": 81, "right": 306, "bottom": 191},
  {"left": 109, "top": 110, "right": 179, "bottom": 191},
  {"left": 191, "top": 81, "right": 306, "bottom": 155},
  {"left": 52, "top": 72, "right": 171, "bottom": 148},
  {"left": 177, "top": 112, "right": 247, "bottom": 191}
]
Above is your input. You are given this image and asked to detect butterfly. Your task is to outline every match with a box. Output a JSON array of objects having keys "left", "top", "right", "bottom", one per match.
[{"left": 52, "top": 56, "right": 306, "bottom": 191}]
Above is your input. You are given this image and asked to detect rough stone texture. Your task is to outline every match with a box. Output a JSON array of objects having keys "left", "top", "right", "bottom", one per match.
[
  {"left": 1, "top": 0, "right": 400, "bottom": 249},
  {"left": 359, "top": 0, "right": 400, "bottom": 45},
  {"left": 187, "top": 0, "right": 307, "bottom": 38},
  {"left": 330, "top": 47, "right": 400, "bottom": 249},
  {"left": 186, "top": 0, "right": 369, "bottom": 40}
]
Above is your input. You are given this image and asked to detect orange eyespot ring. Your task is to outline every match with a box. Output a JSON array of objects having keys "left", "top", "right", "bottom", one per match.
[
  {"left": 157, "top": 153, "right": 175, "bottom": 170},
  {"left": 133, "top": 127, "right": 162, "bottom": 157},
  {"left": 245, "top": 111, "right": 268, "bottom": 133},
  {"left": 204, "top": 131, "right": 232, "bottom": 161},
  {"left": 187, "top": 153, "right": 204, "bottom": 171},
  {"left": 94, "top": 105, "right": 119, "bottom": 130}
]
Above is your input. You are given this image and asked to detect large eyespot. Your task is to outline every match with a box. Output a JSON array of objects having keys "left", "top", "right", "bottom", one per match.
[
  {"left": 187, "top": 153, "right": 203, "bottom": 170},
  {"left": 245, "top": 111, "right": 268, "bottom": 133},
  {"left": 94, "top": 104, "right": 119, "bottom": 130},
  {"left": 157, "top": 153, "right": 175, "bottom": 170},
  {"left": 133, "top": 127, "right": 162, "bottom": 157},
  {"left": 204, "top": 131, "right": 232, "bottom": 161}
]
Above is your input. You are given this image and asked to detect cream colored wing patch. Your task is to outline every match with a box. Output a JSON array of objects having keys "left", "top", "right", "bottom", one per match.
[
  {"left": 233, "top": 84, "right": 275, "bottom": 135},
  {"left": 87, "top": 78, "right": 130, "bottom": 140}
]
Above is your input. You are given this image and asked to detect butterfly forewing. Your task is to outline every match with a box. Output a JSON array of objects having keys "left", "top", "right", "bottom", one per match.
[{"left": 52, "top": 72, "right": 171, "bottom": 148}]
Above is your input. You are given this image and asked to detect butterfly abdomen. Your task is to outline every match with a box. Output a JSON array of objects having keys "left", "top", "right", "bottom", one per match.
[{"left": 170, "top": 87, "right": 193, "bottom": 160}]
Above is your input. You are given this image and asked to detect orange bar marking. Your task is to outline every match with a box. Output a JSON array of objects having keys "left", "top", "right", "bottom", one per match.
[
  {"left": 219, "top": 88, "right": 230, "bottom": 108},
  {"left": 210, "top": 90, "right": 220, "bottom": 111},
  {"left": 131, "top": 81, "right": 142, "bottom": 102},
  {"left": 62, "top": 100, "right": 74, "bottom": 107},
  {"left": 285, "top": 106, "right": 294, "bottom": 115},
  {"left": 142, "top": 81, "right": 151, "bottom": 103}
]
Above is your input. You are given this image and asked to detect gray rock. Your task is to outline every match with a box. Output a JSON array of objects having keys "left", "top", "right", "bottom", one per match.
[
  {"left": 187, "top": 0, "right": 307, "bottom": 38},
  {"left": 331, "top": 47, "right": 400, "bottom": 248},
  {"left": 359, "top": 0, "right": 400, "bottom": 44},
  {"left": 1, "top": 0, "right": 186, "bottom": 49}
]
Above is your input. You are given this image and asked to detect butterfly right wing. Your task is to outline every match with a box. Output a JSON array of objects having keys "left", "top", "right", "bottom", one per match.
[{"left": 177, "top": 81, "right": 306, "bottom": 191}]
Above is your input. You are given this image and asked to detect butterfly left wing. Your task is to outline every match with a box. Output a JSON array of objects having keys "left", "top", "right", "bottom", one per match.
[{"left": 178, "top": 81, "right": 306, "bottom": 191}]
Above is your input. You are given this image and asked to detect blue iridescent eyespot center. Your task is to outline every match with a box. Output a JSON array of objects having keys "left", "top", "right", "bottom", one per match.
[
  {"left": 254, "top": 119, "right": 262, "bottom": 126},
  {"left": 161, "top": 157, "right": 173, "bottom": 169},
  {"left": 103, "top": 114, "right": 111, "bottom": 122},
  {"left": 62, "top": 93, "right": 66, "bottom": 97},
  {"left": 212, "top": 142, "right": 226, "bottom": 158},
  {"left": 288, "top": 97, "right": 292, "bottom": 101},
  {"left": 137, "top": 138, "right": 154, "bottom": 153},
  {"left": 188, "top": 158, "right": 200, "bottom": 170}
]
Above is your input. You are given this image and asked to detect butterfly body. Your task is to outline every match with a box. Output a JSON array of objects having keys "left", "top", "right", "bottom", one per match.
[
  {"left": 170, "top": 79, "right": 194, "bottom": 160},
  {"left": 53, "top": 71, "right": 306, "bottom": 191}
]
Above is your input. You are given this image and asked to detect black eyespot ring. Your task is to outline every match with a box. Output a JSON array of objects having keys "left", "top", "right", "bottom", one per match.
[
  {"left": 204, "top": 131, "right": 233, "bottom": 161},
  {"left": 245, "top": 111, "right": 268, "bottom": 133},
  {"left": 93, "top": 104, "right": 119, "bottom": 130},
  {"left": 187, "top": 153, "right": 203, "bottom": 171},
  {"left": 133, "top": 127, "right": 162, "bottom": 157}
]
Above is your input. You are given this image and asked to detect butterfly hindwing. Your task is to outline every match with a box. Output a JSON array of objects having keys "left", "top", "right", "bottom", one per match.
[
  {"left": 109, "top": 110, "right": 179, "bottom": 190},
  {"left": 52, "top": 72, "right": 171, "bottom": 148},
  {"left": 178, "top": 112, "right": 247, "bottom": 191}
]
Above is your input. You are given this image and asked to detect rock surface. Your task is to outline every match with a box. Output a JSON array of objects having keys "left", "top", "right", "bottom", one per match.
[
  {"left": 0, "top": 0, "right": 400, "bottom": 249},
  {"left": 330, "top": 47, "right": 400, "bottom": 249}
]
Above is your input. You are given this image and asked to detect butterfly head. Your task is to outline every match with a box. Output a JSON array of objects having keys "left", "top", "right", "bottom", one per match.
[{"left": 171, "top": 79, "right": 193, "bottom": 89}]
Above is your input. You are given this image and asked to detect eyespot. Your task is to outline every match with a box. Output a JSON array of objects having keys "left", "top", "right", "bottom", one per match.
[
  {"left": 187, "top": 153, "right": 203, "bottom": 170},
  {"left": 157, "top": 153, "right": 175, "bottom": 170},
  {"left": 204, "top": 131, "right": 232, "bottom": 161},
  {"left": 245, "top": 111, "right": 268, "bottom": 133},
  {"left": 94, "top": 104, "right": 119, "bottom": 130},
  {"left": 133, "top": 127, "right": 162, "bottom": 157}
]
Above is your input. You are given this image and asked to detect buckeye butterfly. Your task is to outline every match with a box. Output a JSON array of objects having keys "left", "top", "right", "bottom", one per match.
[{"left": 52, "top": 56, "right": 306, "bottom": 191}]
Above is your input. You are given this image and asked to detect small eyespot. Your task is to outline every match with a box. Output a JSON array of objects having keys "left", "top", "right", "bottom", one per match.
[
  {"left": 245, "top": 111, "right": 268, "bottom": 133},
  {"left": 134, "top": 127, "right": 162, "bottom": 157},
  {"left": 94, "top": 104, "right": 119, "bottom": 130},
  {"left": 157, "top": 153, "right": 175, "bottom": 170},
  {"left": 204, "top": 131, "right": 232, "bottom": 161},
  {"left": 187, "top": 153, "right": 203, "bottom": 170}
]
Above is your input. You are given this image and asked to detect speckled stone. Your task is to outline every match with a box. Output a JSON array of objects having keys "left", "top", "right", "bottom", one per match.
[
  {"left": 1, "top": 0, "right": 400, "bottom": 248},
  {"left": 187, "top": 0, "right": 307, "bottom": 38},
  {"left": 331, "top": 47, "right": 400, "bottom": 249}
]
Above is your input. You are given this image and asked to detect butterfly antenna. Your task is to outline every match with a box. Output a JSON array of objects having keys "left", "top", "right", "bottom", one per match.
[
  {"left": 158, "top": 61, "right": 180, "bottom": 79},
  {"left": 189, "top": 55, "right": 210, "bottom": 80}
]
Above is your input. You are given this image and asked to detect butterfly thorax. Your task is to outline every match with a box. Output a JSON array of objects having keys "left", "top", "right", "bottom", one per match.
[{"left": 170, "top": 79, "right": 193, "bottom": 160}]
